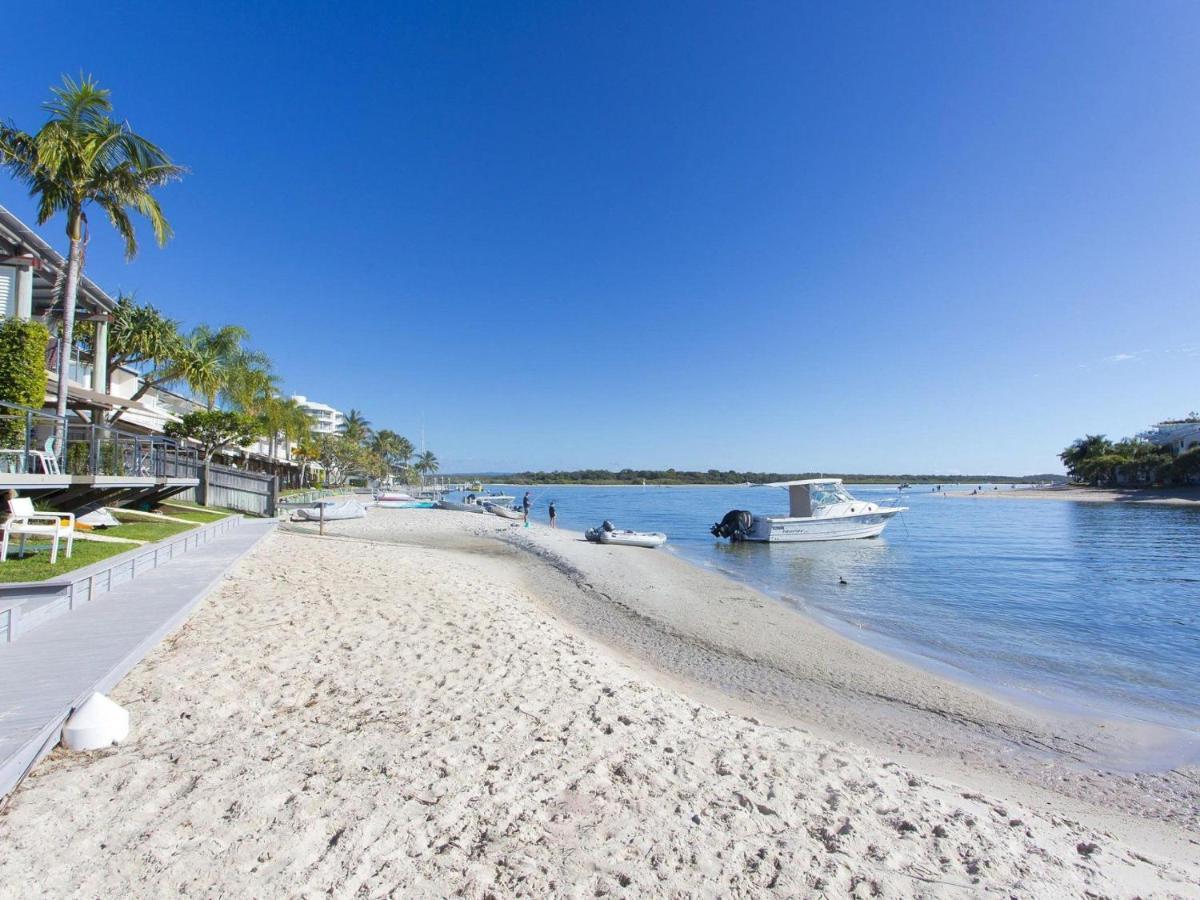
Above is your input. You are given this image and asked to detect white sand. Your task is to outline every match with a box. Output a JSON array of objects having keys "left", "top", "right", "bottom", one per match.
[
  {"left": 0, "top": 510, "right": 1196, "bottom": 897},
  {"left": 946, "top": 485, "right": 1200, "bottom": 505}
]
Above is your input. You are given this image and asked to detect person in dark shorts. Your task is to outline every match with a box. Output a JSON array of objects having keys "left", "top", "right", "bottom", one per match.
[
  {"left": 522, "top": 491, "right": 532, "bottom": 523},
  {"left": 548, "top": 501, "right": 557, "bottom": 528}
]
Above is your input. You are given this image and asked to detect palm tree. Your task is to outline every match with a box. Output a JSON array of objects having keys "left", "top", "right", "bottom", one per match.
[
  {"left": 416, "top": 450, "right": 439, "bottom": 482},
  {"left": 222, "top": 361, "right": 278, "bottom": 418},
  {"left": 394, "top": 435, "right": 414, "bottom": 471},
  {"left": 277, "top": 398, "right": 314, "bottom": 461},
  {"left": 1059, "top": 434, "right": 1113, "bottom": 480},
  {"left": 176, "top": 324, "right": 265, "bottom": 411},
  {"left": 0, "top": 74, "right": 184, "bottom": 425},
  {"left": 340, "top": 409, "right": 371, "bottom": 444}
]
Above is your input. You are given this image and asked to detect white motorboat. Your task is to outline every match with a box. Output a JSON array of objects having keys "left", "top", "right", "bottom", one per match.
[
  {"left": 711, "top": 479, "right": 905, "bottom": 543},
  {"left": 485, "top": 503, "right": 524, "bottom": 520}
]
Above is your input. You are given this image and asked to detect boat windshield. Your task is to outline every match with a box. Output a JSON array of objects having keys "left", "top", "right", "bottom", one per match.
[{"left": 809, "top": 484, "right": 854, "bottom": 507}]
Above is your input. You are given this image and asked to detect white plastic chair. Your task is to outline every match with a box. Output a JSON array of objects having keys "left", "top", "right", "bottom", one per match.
[
  {"left": 1, "top": 497, "right": 75, "bottom": 564},
  {"left": 29, "top": 436, "right": 62, "bottom": 475}
]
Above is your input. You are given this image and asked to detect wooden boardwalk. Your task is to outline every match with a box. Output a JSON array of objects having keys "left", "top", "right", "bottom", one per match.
[{"left": 0, "top": 518, "right": 276, "bottom": 801}]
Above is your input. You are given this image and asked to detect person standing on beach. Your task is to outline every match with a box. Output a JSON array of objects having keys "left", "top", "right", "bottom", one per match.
[
  {"left": 548, "top": 501, "right": 557, "bottom": 528},
  {"left": 522, "top": 491, "right": 532, "bottom": 523}
]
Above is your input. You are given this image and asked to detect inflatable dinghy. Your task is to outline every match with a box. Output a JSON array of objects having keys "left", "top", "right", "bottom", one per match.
[
  {"left": 598, "top": 529, "right": 667, "bottom": 549},
  {"left": 585, "top": 521, "right": 667, "bottom": 548},
  {"left": 486, "top": 503, "right": 524, "bottom": 519}
]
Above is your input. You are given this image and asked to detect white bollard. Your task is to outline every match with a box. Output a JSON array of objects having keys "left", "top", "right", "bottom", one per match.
[{"left": 62, "top": 692, "right": 131, "bottom": 751}]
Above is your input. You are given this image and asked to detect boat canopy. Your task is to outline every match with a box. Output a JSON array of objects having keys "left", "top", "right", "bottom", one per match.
[
  {"left": 765, "top": 478, "right": 843, "bottom": 487},
  {"left": 766, "top": 479, "right": 854, "bottom": 517}
]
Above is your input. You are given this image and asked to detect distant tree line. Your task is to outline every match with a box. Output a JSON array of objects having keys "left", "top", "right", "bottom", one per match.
[{"left": 453, "top": 469, "right": 1063, "bottom": 486}]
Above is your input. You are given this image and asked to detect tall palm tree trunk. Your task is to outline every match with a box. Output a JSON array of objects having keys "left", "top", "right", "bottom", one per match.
[{"left": 54, "top": 211, "right": 84, "bottom": 441}]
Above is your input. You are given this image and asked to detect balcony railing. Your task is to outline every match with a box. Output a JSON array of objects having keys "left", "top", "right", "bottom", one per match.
[
  {"left": 0, "top": 401, "right": 69, "bottom": 475},
  {"left": 64, "top": 423, "right": 198, "bottom": 478},
  {"left": 0, "top": 401, "right": 197, "bottom": 479}
]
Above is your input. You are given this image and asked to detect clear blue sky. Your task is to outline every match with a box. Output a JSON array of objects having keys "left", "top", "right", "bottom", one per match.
[{"left": 4, "top": 1, "right": 1198, "bottom": 474}]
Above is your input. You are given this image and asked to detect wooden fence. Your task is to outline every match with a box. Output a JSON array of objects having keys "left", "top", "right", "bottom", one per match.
[{"left": 173, "top": 462, "right": 279, "bottom": 517}]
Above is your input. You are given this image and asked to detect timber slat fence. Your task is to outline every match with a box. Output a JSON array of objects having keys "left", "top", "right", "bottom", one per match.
[{"left": 173, "top": 462, "right": 279, "bottom": 517}]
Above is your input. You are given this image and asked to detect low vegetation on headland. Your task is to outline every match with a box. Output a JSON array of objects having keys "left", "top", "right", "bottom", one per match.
[
  {"left": 466, "top": 469, "right": 1065, "bottom": 486},
  {"left": 1060, "top": 415, "right": 1200, "bottom": 487}
]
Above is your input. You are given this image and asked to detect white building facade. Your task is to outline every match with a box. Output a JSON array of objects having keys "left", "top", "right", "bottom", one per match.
[
  {"left": 1144, "top": 420, "right": 1200, "bottom": 456},
  {"left": 290, "top": 395, "right": 345, "bottom": 435}
]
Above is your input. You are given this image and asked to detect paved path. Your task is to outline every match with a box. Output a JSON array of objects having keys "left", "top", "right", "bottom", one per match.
[{"left": 0, "top": 518, "right": 276, "bottom": 801}]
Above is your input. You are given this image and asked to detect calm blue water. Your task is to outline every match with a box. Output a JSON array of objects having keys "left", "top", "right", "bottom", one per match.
[{"left": 479, "top": 484, "right": 1200, "bottom": 729}]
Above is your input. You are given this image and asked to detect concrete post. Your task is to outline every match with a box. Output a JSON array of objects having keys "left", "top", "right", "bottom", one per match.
[
  {"left": 92, "top": 319, "right": 109, "bottom": 393},
  {"left": 14, "top": 264, "right": 33, "bottom": 319}
]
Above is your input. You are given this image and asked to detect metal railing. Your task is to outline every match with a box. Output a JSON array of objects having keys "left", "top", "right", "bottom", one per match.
[
  {"left": 64, "top": 422, "right": 197, "bottom": 478},
  {"left": 0, "top": 401, "right": 197, "bottom": 479},
  {"left": 0, "top": 401, "right": 69, "bottom": 475}
]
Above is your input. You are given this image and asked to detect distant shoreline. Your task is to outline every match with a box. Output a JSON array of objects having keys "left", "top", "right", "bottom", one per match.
[
  {"left": 462, "top": 477, "right": 1062, "bottom": 487},
  {"left": 946, "top": 484, "right": 1200, "bottom": 506}
]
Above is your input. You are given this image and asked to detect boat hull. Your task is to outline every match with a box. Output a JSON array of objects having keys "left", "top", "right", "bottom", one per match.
[
  {"left": 376, "top": 500, "right": 435, "bottom": 509},
  {"left": 435, "top": 500, "right": 487, "bottom": 514},
  {"left": 743, "top": 509, "right": 901, "bottom": 542}
]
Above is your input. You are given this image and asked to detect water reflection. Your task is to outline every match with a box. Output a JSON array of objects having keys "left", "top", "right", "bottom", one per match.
[{"left": 486, "top": 483, "right": 1200, "bottom": 727}]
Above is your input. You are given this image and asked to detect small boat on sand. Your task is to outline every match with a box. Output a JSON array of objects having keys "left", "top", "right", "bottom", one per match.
[
  {"left": 435, "top": 499, "right": 487, "bottom": 514},
  {"left": 376, "top": 499, "right": 436, "bottom": 509},
  {"left": 711, "top": 479, "right": 904, "bottom": 542},
  {"left": 295, "top": 498, "right": 367, "bottom": 521},
  {"left": 375, "top": 491, "right": 415, "bottom": 502},
  {"left": 585, "top": 521, "right": 667, "bottom": 549},
  {"left": 485, "top": 503, "right": 524, "bottom": 520}
]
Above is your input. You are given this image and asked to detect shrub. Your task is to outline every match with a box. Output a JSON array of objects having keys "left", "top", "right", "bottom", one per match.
[
  {"left": 0, "top": 319, "right": 50, "bottom": 446},
  {"left": 66, "top": 441, "right": 91, "bottom": 475}
]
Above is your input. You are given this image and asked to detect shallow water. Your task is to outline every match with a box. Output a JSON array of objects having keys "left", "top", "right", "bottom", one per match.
[{"left": 480, "top": 484, "right": 1200, "bottom": 730}]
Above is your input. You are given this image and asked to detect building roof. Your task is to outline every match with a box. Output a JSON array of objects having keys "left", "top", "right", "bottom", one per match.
[{"left": 0, "top": 204, "right": 118, "bottom": 316}]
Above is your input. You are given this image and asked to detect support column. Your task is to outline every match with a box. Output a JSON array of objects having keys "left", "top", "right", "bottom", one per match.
[
  {"left": 92, "top": 319, "right": 109, "bottom": 393},
  {"left": 14, "top": 264, "right": 33, "bottom": 319}
]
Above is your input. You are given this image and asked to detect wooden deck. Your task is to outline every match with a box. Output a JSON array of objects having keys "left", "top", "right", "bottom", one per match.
[{"left": 0, "top": 518, "right": 276, "bottom": 801}]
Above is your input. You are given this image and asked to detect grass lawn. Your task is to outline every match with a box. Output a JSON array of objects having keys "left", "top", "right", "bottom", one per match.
[
  {"left": 0, "top": 519, "right": 198, "bottom": 584},
  {"left": 156, "top": 502, "right": 236, "bottom": 524}
]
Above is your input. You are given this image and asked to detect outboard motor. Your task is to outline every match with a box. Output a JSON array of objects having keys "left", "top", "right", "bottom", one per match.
[
  {"left": 710, "top": 509, "right": 754, "bottom": 540},
  {"left": 602, "top": 520, "right": 616, "bottom": 533}
]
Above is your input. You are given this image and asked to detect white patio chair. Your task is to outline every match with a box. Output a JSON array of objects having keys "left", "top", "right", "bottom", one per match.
[
  {"left": 1, "top": 497, "right": 75, "bottom": 564},
  {"left": 29, "top": 436, "right": 62, "bottom": 475}
]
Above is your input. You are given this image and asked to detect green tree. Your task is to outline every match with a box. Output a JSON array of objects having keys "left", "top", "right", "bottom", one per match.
[
  {"left": 176, "top": 324, "right": 267, "bottom": 410},
  {"left": 340, "top": 408, "right": 371, "bottom": 444},
  {"left": 1059, "top": 434, "right": 1113, "bottom": 481},
  {"left": 76, "top": 294, "right": 181, "bottom": 394},
  {"left": 164, "top": 409, "right": 262, "bottom": 462},
  {"left": 0, "top": 74, "right": 184, "bottom": 426},
  {"left": 415, "top": 450, "right": 439, "bottom": 480}
]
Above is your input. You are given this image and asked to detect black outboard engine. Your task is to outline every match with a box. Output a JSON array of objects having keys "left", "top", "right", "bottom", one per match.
[
  {"left": 602, "top": 520, "right": 616, "bottom": 533},
  {"left": 711, "top": 509, "right": 754, "bottom": 540}
]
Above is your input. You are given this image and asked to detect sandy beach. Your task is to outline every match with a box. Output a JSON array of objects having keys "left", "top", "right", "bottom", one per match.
[
  {"left": 0, "top": 508, "right": 1197, "bottom": 897},
  {"left": 946, "top": 485, "right": 1200, "bottom": 506}
]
